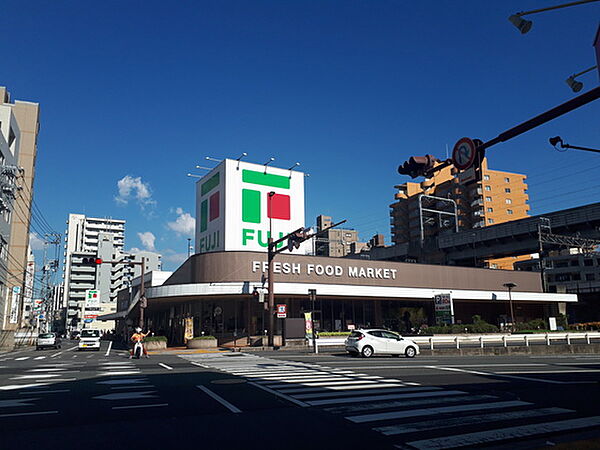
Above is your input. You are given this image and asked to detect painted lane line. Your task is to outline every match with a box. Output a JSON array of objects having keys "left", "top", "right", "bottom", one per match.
[
  {"left": 97, "top": 378, "right": 148, "bottom": 385},
  {"left": 158, "top": 363, "right": 173, "bottom": 370},
  {"left": 265, "top": 380, "right": 378, "bottom": 389},
  {"left": 326, "top": 394, "right": 497, "bottom": 415},
  {"left": 191, "top": 362, "right": 209, "bottom": 368},
  {"left": 0, "top": 383, "right": 48, "bottom": 391},
  {"left": 94, "top": 391, "right": 157, "bottom": 400},
  {"left": 247, "top": 382, "right": 309, "bottom": 408},
  {"left": 14, "top": 357, "right": 30, "bottom": 361},
  {"left": 347, "top": 400, "right": 530, "bottom": 423},
  {"left": 11, "top": 374, "right": 61, "bottom": 380},
  {"left": 406, "top": 416, "right": 600, "bottom": 450},
  {"left": 279, "top": 383, "right": 406, "bottom": 394},
  {"left": 256, "top": 376, "right": 354, "bottom": 385},
  {"left": 36, "top": 378, "right": 76, "bottom": 383},
  {"left": 18, "top": 389, "right": 70, "bottom": 395},
  {"left": 308, "top": 389, "right": 467, "bottom": 406},
  {"left": 293, "top": 386, "right": 441, "bottom": 400},
  {"left": 27, "top": 368, "right": 68, "bottom": 372},
  {"left": 112, "top": 403, "right": 168, "bottom": 410},
  {"left": 374, "top": 407, "right": 573, "bottom": 436},
  {"left": 196, "top": 386, "right": 242, "bottom": 413},
  {"left": 110, "top": 385, "right": 155, "bottom": 390},
  {"left": 97, "top": 371, "right": 141, "bottom": 376},
  {"left": 0, "top": 410, "right": 59, "bottom": 418},
  {"left": 424, "top": 365, "right": 570, "bottom": 385},
  {"left": 33, "top": 356, "right": 46, "bottom": 360},
  {"left": 239, "top": 371, "right": 357, "bottom": 379},
  {"left": 0, "top": 398, "right": 40, "bottom": 407},
  {"left": 497, "top": 369, "right": 600, "bottom": 374}
]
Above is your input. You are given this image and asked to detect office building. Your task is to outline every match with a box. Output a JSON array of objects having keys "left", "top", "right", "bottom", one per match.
[
  {"left": 0, "top": 87, "right": 39, "bottom": 350},
  {"left": 390, "top": 157, "right": 530, "bottom": 269}
]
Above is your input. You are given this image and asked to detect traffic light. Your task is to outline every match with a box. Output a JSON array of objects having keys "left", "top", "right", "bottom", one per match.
[
  {"left": 287, "top": 229, "right": 311, "bottom": 252},
  {"left": 81, "top": 257, "right": 102, "bottom": 266},
  {"left": 397, "top": 154, "right": 438, "bottom": 179}
]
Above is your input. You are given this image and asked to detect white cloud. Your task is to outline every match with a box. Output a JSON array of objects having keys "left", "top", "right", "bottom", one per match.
[
  {"left": 29, "top": 232, "right": 45, "bottom": 251},
  {"left": 162, "top": 252, "right": 187, "bottom": 265},
  {"left": 137, "top": 232, "right": 156, "bottom": 251},
  {"left": 167, "top": 208, "right": 195, "bottom": 236},
  {"left": 115, "top": 175, "right": 155, "bottom": 208}
]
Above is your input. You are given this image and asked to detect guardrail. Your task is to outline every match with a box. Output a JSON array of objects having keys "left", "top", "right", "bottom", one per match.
[{"left": 308, "top": 332, "right": 600, "bottom": 352}]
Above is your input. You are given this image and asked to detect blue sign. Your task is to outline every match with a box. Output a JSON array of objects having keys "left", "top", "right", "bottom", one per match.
[{"left": 84, "top": 319, "right": 93, "bottom": 323}]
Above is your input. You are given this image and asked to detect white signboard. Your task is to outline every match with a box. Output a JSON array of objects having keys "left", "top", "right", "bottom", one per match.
[
  {"left": 195, "top": 159, "right": 307, "bottom": 254},
  {"left": 85, "top": 290, "right": 100, "bottom": 308},
  {"left": 9, "top": 286, "right": 21, "bottom": 324},
  {"left": 434, "top": 293, "right": 454, "bottom": 325}
]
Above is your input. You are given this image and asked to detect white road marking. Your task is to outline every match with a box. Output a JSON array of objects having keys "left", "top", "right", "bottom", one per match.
[
  {"left": 14, "top": 357, "right": 30, "bottom": 361},
  {"left": 18, "top": 389, "right": 70, "bottom": 395},
  {"left": 265, "top": 379, "right": 378, "bottom": 388},
  {"left": 247, "top": 382, "right": 309, "bottom": 407},
  {"left": 0, "top": 398, "right": 40, "bottom": 407},
  {"left": 33, "top": 356, "right": 46, "bottom": 360},
  {"left": 191, "top": 362, "right": 209, "bottom": 368},
  {"left": 11, "top": 374, "right": 61, "bottom": 380},
  {"left": 197, "top": 385, "right": 242, "bottom": 413},
  {"left": 406, "top": 416, "right": 600, "bottom": 449},
  {"left": 158, "top": 363, "right": 173, "bottom": 370},
  {"left": 307, "top": 389, "right": 467, "bottom": 406},
  {"left": 97, "top": 371, "right": 141, "bottom": 376},
  {"left": 347, "top": 400, "right": 530, "bottom": 423},
  {"left": 375, "top": 407, "right": 573, "bottom": 436},
  {"left": 93, "top": 391, "right": 157, "bottom": 400},
  {"left": 293, "top": 386, "right": 440, "bottom": 400},
  {"left": 424, "top": 365, "right": 575, "bottom": 384},
  {"left": 0, "top": 410, "right": 58, "bottom": 418},
  {"left": 256, "top": 376, "right": 355, "bottom": 384},
  {"left": 279, "top": 383, "right": 405, "bottom": 393},
  {"left": 110, "top": 385, "right": 155, "bottom": 390},
  {"left": 97, "top": 378, "right": 148, "bottom": 385},
  {"left": 112, "top": 403, "right": 168, "bottom": 410},
  {"left": 105, "top": 341, "right": 113, "bottom": 356}
]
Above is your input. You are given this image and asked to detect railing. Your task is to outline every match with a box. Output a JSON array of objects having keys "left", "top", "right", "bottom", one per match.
[{"left": 308, "top": 332, "right": 600, "bottom": 352}]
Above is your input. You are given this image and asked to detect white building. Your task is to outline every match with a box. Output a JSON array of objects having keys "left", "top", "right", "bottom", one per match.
[{"left": 62, "top": 214, "right": 161, "bottom": 331}]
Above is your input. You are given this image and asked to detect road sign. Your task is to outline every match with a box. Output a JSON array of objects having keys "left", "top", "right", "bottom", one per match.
[
  {"left": 452, "top": 137, "right": 477, "bottom": 170},
  {"left": 85, "top": 290, "right": 100, "bottom": 308},
  {"left": 276, "top": 304, "right": 287, "bottom": 318},
  {"left": 84, "top": 314, "right": 98, "bottom": 319}
]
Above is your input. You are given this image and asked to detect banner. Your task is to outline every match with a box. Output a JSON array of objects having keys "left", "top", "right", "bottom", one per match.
[
  {"left": 304, "top": 312, "right": 313, "bottom": 340},
  {"left": 9, "top": 286, "right": 21, "bottom": 324},
  {"left": 434, "top": 293, "right": 454, "bottom": 325},
  {"left": 184, "top": 317, "right": 194, "bottom": 342}
]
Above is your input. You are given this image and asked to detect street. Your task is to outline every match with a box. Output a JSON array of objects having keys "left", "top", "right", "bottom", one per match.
[{"left": 1, "top": 342, "right": 600, "bottom": 449}]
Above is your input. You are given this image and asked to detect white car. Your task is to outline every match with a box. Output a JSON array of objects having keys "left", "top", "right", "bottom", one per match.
[
  {"left": 36, "top": 333, "right": 61, "bottom": 350},
  {"left": 345, "top": 329, "right": 419, "bottom": 358},
  {"left": 78, "top": 329, "right": 101, "bottom": 351}
]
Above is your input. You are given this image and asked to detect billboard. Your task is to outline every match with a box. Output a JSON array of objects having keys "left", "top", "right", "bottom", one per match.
[{"left": 195, "top": 159, "right": 307, "bottom": 254}]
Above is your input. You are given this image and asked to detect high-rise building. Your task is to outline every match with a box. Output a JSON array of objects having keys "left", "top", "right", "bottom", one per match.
[
  {"left": 62, "top": 213, "right": 161, "bottom": 331},
  {"left": 314, "top": 215, "right": 368, "bottom": 257},
  {"left": 0, "top": 87, "right": 39, "bottom": 350},
  {"left": 390, "top": 158, "right": 530, "bottom": 269}
]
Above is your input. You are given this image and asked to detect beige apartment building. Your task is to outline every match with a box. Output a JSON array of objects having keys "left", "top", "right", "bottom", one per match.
[
  {"left": 390, "top": 157, "right": 530, "bottom": 270},
  {"left": 314, "top": 215, "right": 369, "bottom": 257},
  {"left": 0, "top": 87, "right": 40, "bottom": 350}
]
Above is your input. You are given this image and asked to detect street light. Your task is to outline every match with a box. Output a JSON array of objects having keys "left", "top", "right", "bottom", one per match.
[
  {"left": 503, "top": 282, "right": 517, "bottom": 331},
  {"left": 509, "top": 0, "right": 600, "bottom": 34},
  {"left": 565, "top": 65, "right": 598, "bottom": 93},
  {"left": 549, "top": 136, "right": 600, "bottom": 153}
]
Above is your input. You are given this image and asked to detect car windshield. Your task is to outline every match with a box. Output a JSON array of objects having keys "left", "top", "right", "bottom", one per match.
[
  {"left": 81, "top": 330, "right": 100, "bottom": 338},
  {"left": 39, "top": 333, "right": 54, "bottom": 339}
]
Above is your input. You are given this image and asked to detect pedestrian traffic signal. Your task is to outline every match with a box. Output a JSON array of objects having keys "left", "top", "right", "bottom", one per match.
[{"left": 397, "top": 155, "right": 438, "bottom": 179}]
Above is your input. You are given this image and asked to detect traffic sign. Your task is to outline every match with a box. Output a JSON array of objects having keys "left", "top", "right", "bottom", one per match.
[
  {"left": 452, "top": 137, "right": 477, "bottom": 170},
  {"left": 276, "top": 304, "right": 287, "bottom": 318}
]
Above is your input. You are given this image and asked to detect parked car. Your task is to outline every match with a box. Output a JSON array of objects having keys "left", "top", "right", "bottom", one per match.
[
  {"left": 345, "top": 329, "right": 419, "bottom": 358},
  {"left": 78, "top": 329, "right": 101, "bottom": 351},
  {"left": 36, "top": 332, "right": 62, "bottom": 350}
]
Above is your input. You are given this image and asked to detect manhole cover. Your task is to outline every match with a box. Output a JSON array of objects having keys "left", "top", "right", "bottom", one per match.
[{"left": 210, "top": 378, "right": 247, "bottom": 385}]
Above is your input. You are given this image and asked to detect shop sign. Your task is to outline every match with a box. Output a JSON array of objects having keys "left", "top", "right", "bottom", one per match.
[
  {"left": 9, "top": 286, "right": 20, "bottom": 324},
  {"left": 85, "top": 290, "right": 100, "bottom": 308},
  {"left": 434, "top": 293, "right": 454, "bottom": 325},
  {"left": 252, "top": 261, "right": 398, "bottom": 280}
]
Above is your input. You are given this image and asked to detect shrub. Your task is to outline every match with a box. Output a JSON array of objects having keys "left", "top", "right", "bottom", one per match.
[
  {"left": 190, "top": 336, "right": 217, "bottom": 340},
  {"left": 318, "top": 332, "right": 351, "bottom": 337},
  {"left": 144, "top": 336, "right": 167, "bottom": 342}
]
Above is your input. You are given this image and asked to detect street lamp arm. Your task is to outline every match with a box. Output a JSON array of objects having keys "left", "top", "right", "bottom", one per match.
[{"left": 515, "top": 0, "right": 600, "bottom": 16}]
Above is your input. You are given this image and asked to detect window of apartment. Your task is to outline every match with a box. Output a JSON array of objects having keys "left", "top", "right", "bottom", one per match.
[
  {"left": 586, "top": 274, "right": 595, "bottom": 281},
  {"left": 505, "top": 198, "right": 512, "bottom": 204},
  {"left": 485, "top": 186, "right": 491, "bottom": 191},
  {"left": 487, "top": 207, "right": 493, "bottom": 212},
  {"left": 507, "top": 209, "right": 513, "bottom": 215},
  {"left": 484, "top": 175, "right": 490, "bottom": 181},
  {"left": 487, "top": 218, "right": 494, "bottom": 224},
  {"left": 504, "top": 177, "right": 510, "bottom": 182},
  {"left": 485, "top": 196, "right": 492, "bottom": 202},
  {"left": 584, "top": 259, "right": 594, "bottom": 266},
  {"left": 505, "top": 188, "right": 511, "bottom": 193},
  {"left": 570, "top": 260, "right": 580, "bottom": 267},
  {"left": 572, "top": 273, "right": 581, "bottom": 281},
  {"left": 490, "top": 263, "right": 498, "bottom": 269}
]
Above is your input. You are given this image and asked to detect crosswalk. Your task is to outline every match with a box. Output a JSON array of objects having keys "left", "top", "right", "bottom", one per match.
[{"left": 180, "top": 353, "right": 600, "bottom": 449}]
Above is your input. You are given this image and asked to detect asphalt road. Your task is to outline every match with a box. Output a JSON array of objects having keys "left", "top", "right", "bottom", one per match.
[{"left": 1, "top": 342, "right": 600, "bottom": 450}]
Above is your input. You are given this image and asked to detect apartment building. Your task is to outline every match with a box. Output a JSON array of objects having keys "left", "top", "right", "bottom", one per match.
[
  {"left": 314, "top": 215, "right": 368, "bottom": 257},
  {"left": 0, "top": 87, "right": 39, "bottom": 350},
  {"left": 62, "top": 214, "right": 161, "bottom": 331},
  {"left": 390, "top": 157, "right": 530, "bottom": 269}
]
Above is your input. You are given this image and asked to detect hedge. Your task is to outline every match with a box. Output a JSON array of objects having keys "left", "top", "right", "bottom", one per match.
[{"left": 144, "top": 336, "right": 167, "bottom": 342}]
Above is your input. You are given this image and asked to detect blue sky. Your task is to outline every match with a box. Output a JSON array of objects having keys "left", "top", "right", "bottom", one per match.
[{"left": 2, "top": 1, "right": 599, "bottom": 272}]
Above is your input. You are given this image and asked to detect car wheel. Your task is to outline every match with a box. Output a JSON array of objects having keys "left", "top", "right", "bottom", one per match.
[
  {"left": 361, "top": 345, "right": 374, "bottom": 358},
  {"left": 405, "top": 346, "right": 416, "bottom": 358}
]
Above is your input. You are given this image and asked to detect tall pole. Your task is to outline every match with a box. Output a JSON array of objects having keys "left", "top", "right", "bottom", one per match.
[
  {"left": 267, "top": 239, "right": 274, "bottom": 346},
  {"left": 508, "top": 286, "right": 515, "bottom": 331},
  {"left": 139, "top": 257, "right": 146, "bottom": 329}
]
